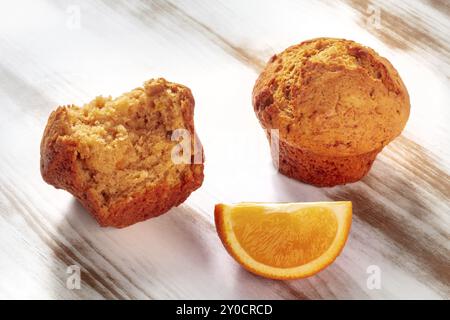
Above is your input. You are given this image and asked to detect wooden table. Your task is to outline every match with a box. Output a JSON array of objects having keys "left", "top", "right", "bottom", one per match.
[{"left": 0, "top": 0, "right": 449, "bottom": 299}]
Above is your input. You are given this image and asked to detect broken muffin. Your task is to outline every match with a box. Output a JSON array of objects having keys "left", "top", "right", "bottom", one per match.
[{"left": 41, "top": 78, "right": 204, "bottom": 228}]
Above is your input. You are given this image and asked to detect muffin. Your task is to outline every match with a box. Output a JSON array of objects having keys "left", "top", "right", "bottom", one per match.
[
  {"left": 252, "top": 38, "right": 410, "bottom": 187},
  {"left": 41, "top": 78, "right": 204, "bottom": 228}
]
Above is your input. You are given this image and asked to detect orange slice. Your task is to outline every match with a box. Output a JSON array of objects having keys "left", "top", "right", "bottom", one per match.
[{"left": 215, "top": 202, "right": 352, "bottom": 280}]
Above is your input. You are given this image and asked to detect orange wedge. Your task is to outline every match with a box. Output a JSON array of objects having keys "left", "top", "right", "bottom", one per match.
[{"left": 215, "top": 202, "right": 352, "bottom": 280}]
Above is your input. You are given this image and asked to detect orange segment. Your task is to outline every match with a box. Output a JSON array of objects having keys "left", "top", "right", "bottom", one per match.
[{"left": 215, "top": 202, "right": 352, "bottom": 280}]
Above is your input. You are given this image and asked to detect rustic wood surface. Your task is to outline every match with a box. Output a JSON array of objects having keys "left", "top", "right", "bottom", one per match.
[{"left": 0, "top": 0, "right": 449, "bottom": 299}]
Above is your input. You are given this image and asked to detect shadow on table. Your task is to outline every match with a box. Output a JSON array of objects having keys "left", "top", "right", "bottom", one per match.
[{"left": 50, "top": 198, "right": 217, "bottom": 299}]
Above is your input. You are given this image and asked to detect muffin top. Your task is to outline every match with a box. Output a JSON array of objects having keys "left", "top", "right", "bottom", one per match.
[{"left": 252, "top": 38, "right": 410, "bottom": 156}]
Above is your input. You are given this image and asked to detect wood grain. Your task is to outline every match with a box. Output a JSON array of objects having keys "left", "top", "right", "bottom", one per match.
[{"left": 0, "top": 0, "right": 448, "bottom": 299}]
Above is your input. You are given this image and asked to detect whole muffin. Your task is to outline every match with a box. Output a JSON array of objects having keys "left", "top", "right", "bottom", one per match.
[{"left": 252, "top": 38, "right": 410, "bottom": 187}]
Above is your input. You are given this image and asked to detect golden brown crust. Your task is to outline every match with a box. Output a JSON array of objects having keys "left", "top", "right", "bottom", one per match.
[
  {"left": 253, "top": 38, "right": 410, "bottom": 186},
  {"left": 41, "top": 79, "right": 204, "bottom": 228},
  {"left": 40, "top": 107, "right": 85, "bottom": 195},
  {"left": 274, "top": 139, "right": 380, "bottom": 187},
  {"left": 95, "top": 169, "right": 203, "bottom": 228}
]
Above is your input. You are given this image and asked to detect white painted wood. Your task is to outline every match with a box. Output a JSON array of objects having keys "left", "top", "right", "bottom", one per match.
[{"left": 0, "top": 0, "right": 448, "bottom": 299}]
